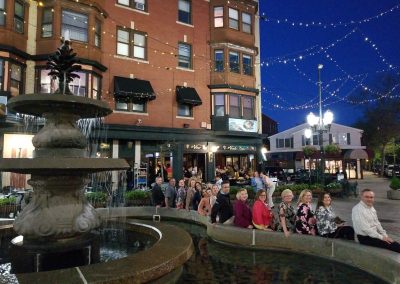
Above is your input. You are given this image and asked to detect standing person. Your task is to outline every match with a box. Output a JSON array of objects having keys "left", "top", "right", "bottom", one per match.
[
  {"left": 151, "top": 176, "right": 164, "bottom": 208},
  {"left": 316, "top": 193, "right": 354, "bottom": 240},
  {"left": 277, "top": 189, "right": 296, "bottom": 237},
  {"left": 233, "top": 188, "right": 253, "bottom": 229},
  {"left": 295, "top": 190, "right": 317, "bottom": 235},
  {"left": 198, "top": 188, "right": 212, "bottom": 216},
  {"left": 185, "top": 178, "right": 197, "bottom": 210},
  {"left": 210, "top": 184, "right": 219, "bottom": 208},
  {"left": 251, "top": 171, "right": 264, "bottom": 193},
  {"left": 192, "top": 182, "right": 202, "bottom": 211},
  {"left": 262, "top": 173, "right": 275, "bottom": 208},
  {"left": 352, "top": 189, "right": 400, "bottom": 253},
  {"left": 211, "top": 180, "right": 233, "bottom": 224},
  {"left": 164, "top": 178, "right": 177, "bottom": 209},
  {"left": 215, "top": 174, "right": 223, "bottom": 190},
  {"left": 175, "top": 179, "right": 187, "bottom": 209},
  {"left": 252, "top": 189, "right": 274, "bottom": 230}
]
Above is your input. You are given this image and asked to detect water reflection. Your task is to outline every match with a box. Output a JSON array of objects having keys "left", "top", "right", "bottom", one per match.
[{"left": 168, "top": 221, "right": 386, "bottom": 284}]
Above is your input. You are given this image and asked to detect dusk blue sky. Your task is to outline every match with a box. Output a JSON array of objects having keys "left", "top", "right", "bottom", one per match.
[{"left": 258, "top": 1, "right": 400, "bottom": 131}]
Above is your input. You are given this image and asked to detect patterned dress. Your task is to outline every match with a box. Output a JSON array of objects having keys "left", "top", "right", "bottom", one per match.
[
  {"left": 315, "top": 206, "right": 337, "bottom": 236},
  {"left": 295, "top": 203, "right": 317, "bottom": 235},
  {"left": 277, "top": 202, "right": 296, "bottom": 232}
]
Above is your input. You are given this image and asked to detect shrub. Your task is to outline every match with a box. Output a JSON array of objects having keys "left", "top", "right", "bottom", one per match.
[
  {"left": 125, "top": 190, "right": 151, "bottom": 200},
  {"left": 85, "top": 192, "right": 107, "bottom": 203},
  {"left": 324, "top": 144, "right": 341, "bottom": 155},
  {"left": 0, "top": 197, "right": 17, "bottom": 206},
  {"left": 276, "top": 183, "right": 323, "bottom": 195},
  {"left": 303, "top": 146, "right": 318, "bottom": 157},
  {"left": 390, "top": 176, "right": 400, "bottom": 190}
]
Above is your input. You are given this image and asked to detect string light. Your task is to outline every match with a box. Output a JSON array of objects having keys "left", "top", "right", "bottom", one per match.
[{"left": 259, "top": 3, "right": 400, "bottom": 28}]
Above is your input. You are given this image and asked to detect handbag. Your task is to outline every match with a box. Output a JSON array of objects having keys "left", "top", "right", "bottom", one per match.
[{"left": 334, "top": 216, "right": 345, "bottom": 224}]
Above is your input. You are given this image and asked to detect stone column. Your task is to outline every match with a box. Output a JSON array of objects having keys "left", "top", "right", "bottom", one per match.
[{"left": 25, "top": 1, "right": 38, "bottom": 94}]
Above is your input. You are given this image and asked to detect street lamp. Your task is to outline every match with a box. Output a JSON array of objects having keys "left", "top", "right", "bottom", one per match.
[{"left": 304, "top": 64, "right": 333, "bottom": 186}]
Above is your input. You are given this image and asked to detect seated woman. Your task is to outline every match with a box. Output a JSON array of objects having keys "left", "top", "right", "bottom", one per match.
[
  {"left": 316, "top": 193, "right": 355, "bottom": 240},
  {"left": 277, "top": 189, "right": 296, "bottom": 237},
  {"left": 295, "top": 189, "right": 317, "bottom": 235},
  {"left": 198, "top": 188, "right": 212, "bottom": 216},
  {"left": 233, "top": 188, "right": 253, "bottom": 229},
  {"left": 252, "top": 189, "right": 274, "bottom": 230}
]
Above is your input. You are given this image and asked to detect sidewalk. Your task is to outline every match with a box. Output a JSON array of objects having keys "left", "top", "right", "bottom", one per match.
[{"left": 331, "top": 171, "right": 400, "bottom": 241}]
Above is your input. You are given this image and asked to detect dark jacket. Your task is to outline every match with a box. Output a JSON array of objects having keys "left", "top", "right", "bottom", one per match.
[
  {"left": 192, "top": 190, "right": 201, "bottom": 211},
  {"left": 211, "top": 192, "right": 233, "bottom": 223},
  {"left": 152, "top": 184, "right": 165, "bottom": 206}
]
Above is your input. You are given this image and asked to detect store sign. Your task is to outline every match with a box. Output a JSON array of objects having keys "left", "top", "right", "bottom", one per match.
[
  {"left": 220, "top": 145, "right": 256, "bottom": 151},
  {"left": 229, "top": 118, "right": 257, "bottom": 133},
  {"left": 184, "top": 143, "right": 207, "bottom": 151}
]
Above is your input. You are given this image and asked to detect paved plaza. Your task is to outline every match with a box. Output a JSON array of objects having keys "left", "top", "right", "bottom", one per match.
[{"left": 330, "top": 171, "right": 400, "bottom": 241}]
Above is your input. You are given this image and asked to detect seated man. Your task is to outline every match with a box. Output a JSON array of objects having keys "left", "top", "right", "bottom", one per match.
[
  {"left": 211, "top": 180, "right": 233, "bottom": 224},
  {"left": 352, "top": 188, "right": 400, "bottom": 253}
]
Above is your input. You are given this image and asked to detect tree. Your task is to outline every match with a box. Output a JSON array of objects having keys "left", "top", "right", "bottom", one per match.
[{"left": 353, "top": 73, "right": 400, "bottom": 176}]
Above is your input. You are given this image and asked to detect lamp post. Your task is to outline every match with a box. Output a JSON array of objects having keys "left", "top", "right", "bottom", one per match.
[{"left": 304, "top": 64, "right": 333, "bottom": 186}]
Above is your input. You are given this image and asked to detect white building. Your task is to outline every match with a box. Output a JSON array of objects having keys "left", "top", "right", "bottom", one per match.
[{"left": 267, "top": 123, "right": 368, "bottom": 179}]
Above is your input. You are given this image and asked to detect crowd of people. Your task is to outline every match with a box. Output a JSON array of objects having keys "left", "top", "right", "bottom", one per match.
[{"left": 151, "top": 173, "right": 400, "bottom": 254}]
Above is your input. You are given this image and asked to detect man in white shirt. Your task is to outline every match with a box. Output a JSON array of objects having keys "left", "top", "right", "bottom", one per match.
[{"left": 352, "top": 188, "right": 400, "bottom": 253}]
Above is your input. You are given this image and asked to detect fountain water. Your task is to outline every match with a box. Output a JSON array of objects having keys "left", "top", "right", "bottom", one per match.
[{"left": 0, "top": 38, "right": 129, "bottom": 273}]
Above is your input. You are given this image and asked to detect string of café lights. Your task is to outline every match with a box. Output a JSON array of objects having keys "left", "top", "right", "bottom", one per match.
[
  {"left": 17, "top": 0, "right": 400, "bottom": 108},
  {"left": 258, "top": 3, "right": 400, "bottom": 28}
]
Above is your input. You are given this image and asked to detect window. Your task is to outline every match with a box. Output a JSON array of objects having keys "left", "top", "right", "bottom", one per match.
[
  {"left": 91, "top": 74, "right": 100, "bottom": 99},
  {"left": 242, "top": 96, "right": 254, "bottom": 119},
  {"left": 41, "top": 8, "right": 53, "bottom": 38},
  {"left": 214, "top": 6, "right": 223, "bottom": 27},
  {"left": 228, "top": 8, "right": 238, "bottom": 30},
  {"left": 14, "top": 1, "right": 24, "bottom": 33},
  {"left": 276, "top": 138, "right": 284, "bottom": 148},
  {"left": 10, "top": 64, "right": 23, "bottom": 97},
  {"left": 347, "top": 133, "right": 351, "bottom": 145},
  {"left": 0, "top": 59, "right": 4, "bottom": 90},
  {"left": 115, "top": 98, "right": 146, "bottom": 113},
  {"left": 117, "top": 28, "right": 147, "bottom": 59},
  {"left": 312, "top": 134, "right": 319, "bottom": 146},
  {"left": 178, "top": 42, "right": 192, "bottom": 69},
  {"left": 229, "top": 95, "right": 240, "bottom": 118},
  {"left": 242, "top": 54, "right": 253, "bottom": 75},
  {"left": 117, "top": 0, "right": 147, "bottom": 11},
  {"left": 38, "top": 69, "right": 91, "bottom": 97},
  {"left": 338, "top": 133, "right": 350, "bottom": 145},
  {"left": 94, "top": 20, "right": 101, "bottom": 47},
  {"left": 242, "top": 12, "right": 251, "bottom": 33},
  {"left": 284, "top": 138, "right": 293, "bottom": 148},
  {"left": 229, "top": 51, "right": 239, "bottom": 73},
  {"left": 214, "top": 94, "right": 225, "bottom": 116},
  {"left": 302, "top": 135, "right": 311, "bottom": 146},
  {"left": 62, "top": 10, "right": 88, "bottom": 42},
  {"left": 214, "top": 50, "right": 224, "bottom": 72},
  {"left": 178, "top": 0, "right": 191, "bottom": 24},
  {"left": 0, "top": 0, "right": 6, "bottom": 26},
  {"left": 178, "top": 103, "right": 192, "bottom": 117}
]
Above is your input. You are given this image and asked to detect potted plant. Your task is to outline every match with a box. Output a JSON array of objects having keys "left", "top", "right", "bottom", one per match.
[
  {"left": 0, "top": 196, "right": 17, "bottom": 218},
  {"left": 125, "top": 190, "right": 152, "bottom": 206},
  {"left": 85, "top": 192, "right": 108, "bottom": 208},
  {"left": 325, "top": 182, "right": 344, "bottom": 196},
  {"left": 324, "top": 144, "right": 341, "bottom": 156},
  {"left": 387, "top": 176, "right": 400, "bottom": 200},
  {"left": 303, "top": 146, "right": 318, "bottom": 157}
]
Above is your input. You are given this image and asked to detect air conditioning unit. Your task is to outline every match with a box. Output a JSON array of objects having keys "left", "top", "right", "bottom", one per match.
[{"left": 135, "top": 2, "right": 145, "bottom": 10}]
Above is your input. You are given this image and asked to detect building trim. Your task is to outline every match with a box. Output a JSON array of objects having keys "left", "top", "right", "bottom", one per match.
[{"left": 208, "top": 84, "right": 259, "bottom": 94}]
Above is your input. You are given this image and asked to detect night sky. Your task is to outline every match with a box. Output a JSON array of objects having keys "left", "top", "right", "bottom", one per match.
[{"left": 258, "top": 1, "right": 400, "bottom": 131}]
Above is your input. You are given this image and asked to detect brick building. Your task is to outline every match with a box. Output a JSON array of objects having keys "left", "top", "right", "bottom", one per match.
[{"left": 0, "top": 0, "right": 262, "bottom": 188}]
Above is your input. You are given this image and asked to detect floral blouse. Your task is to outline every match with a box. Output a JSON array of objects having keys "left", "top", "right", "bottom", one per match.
[
  {"left": 175, "top": 187, "right": 187, "bottom": 208},
  {"left": 315, "top": 206, "right": 337, "bottom": 236},
  {"left": 277, "top": 202, "right": 296, "bottom": 232},
  {"left": 295, "top": 203, "right": 317, "bottom": 235}
]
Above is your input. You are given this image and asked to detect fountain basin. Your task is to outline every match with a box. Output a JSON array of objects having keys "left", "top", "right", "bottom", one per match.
[
  {"left": 0, "top": 158, "right": 129, "bottom": 174},
  {"left": 7, "top": 94, "right": 112, "bottom": 118}
]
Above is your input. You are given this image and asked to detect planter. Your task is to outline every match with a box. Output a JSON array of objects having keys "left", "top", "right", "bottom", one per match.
[
  {"left": 0, "top": 204, "right": 18, "bottom": 218},
  {"left": 387, "top": 190, "right": 400, "bottom": 200}
]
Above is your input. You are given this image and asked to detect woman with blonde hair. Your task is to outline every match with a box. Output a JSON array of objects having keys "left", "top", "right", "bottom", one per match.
[
  {"left": 233, "top": 188, "right": 253, "bottom": 228},
  {"left": 252, "top": 189, "right": 274, "bottom": 230},
  {"left": 277, "top": 189, "right": 296, "bottom": 237},
  {"left": 295, "top": 189, "right": 316, "bottom": 235},
  {"left": 197, "top": 188, "right": 212, "bottom": 216}
]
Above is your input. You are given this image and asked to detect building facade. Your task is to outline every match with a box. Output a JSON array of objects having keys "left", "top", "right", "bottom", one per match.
[
  {"left": 0, "top": 0, "right": 262, "bottom": 189},
  {"left": 267, "top": 123, "right": 368, "bottom": 179}
]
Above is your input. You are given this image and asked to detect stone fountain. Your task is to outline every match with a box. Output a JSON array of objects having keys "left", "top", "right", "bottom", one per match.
[{"left": 0, "top": 38, "right": 129, "bottom": 272}]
